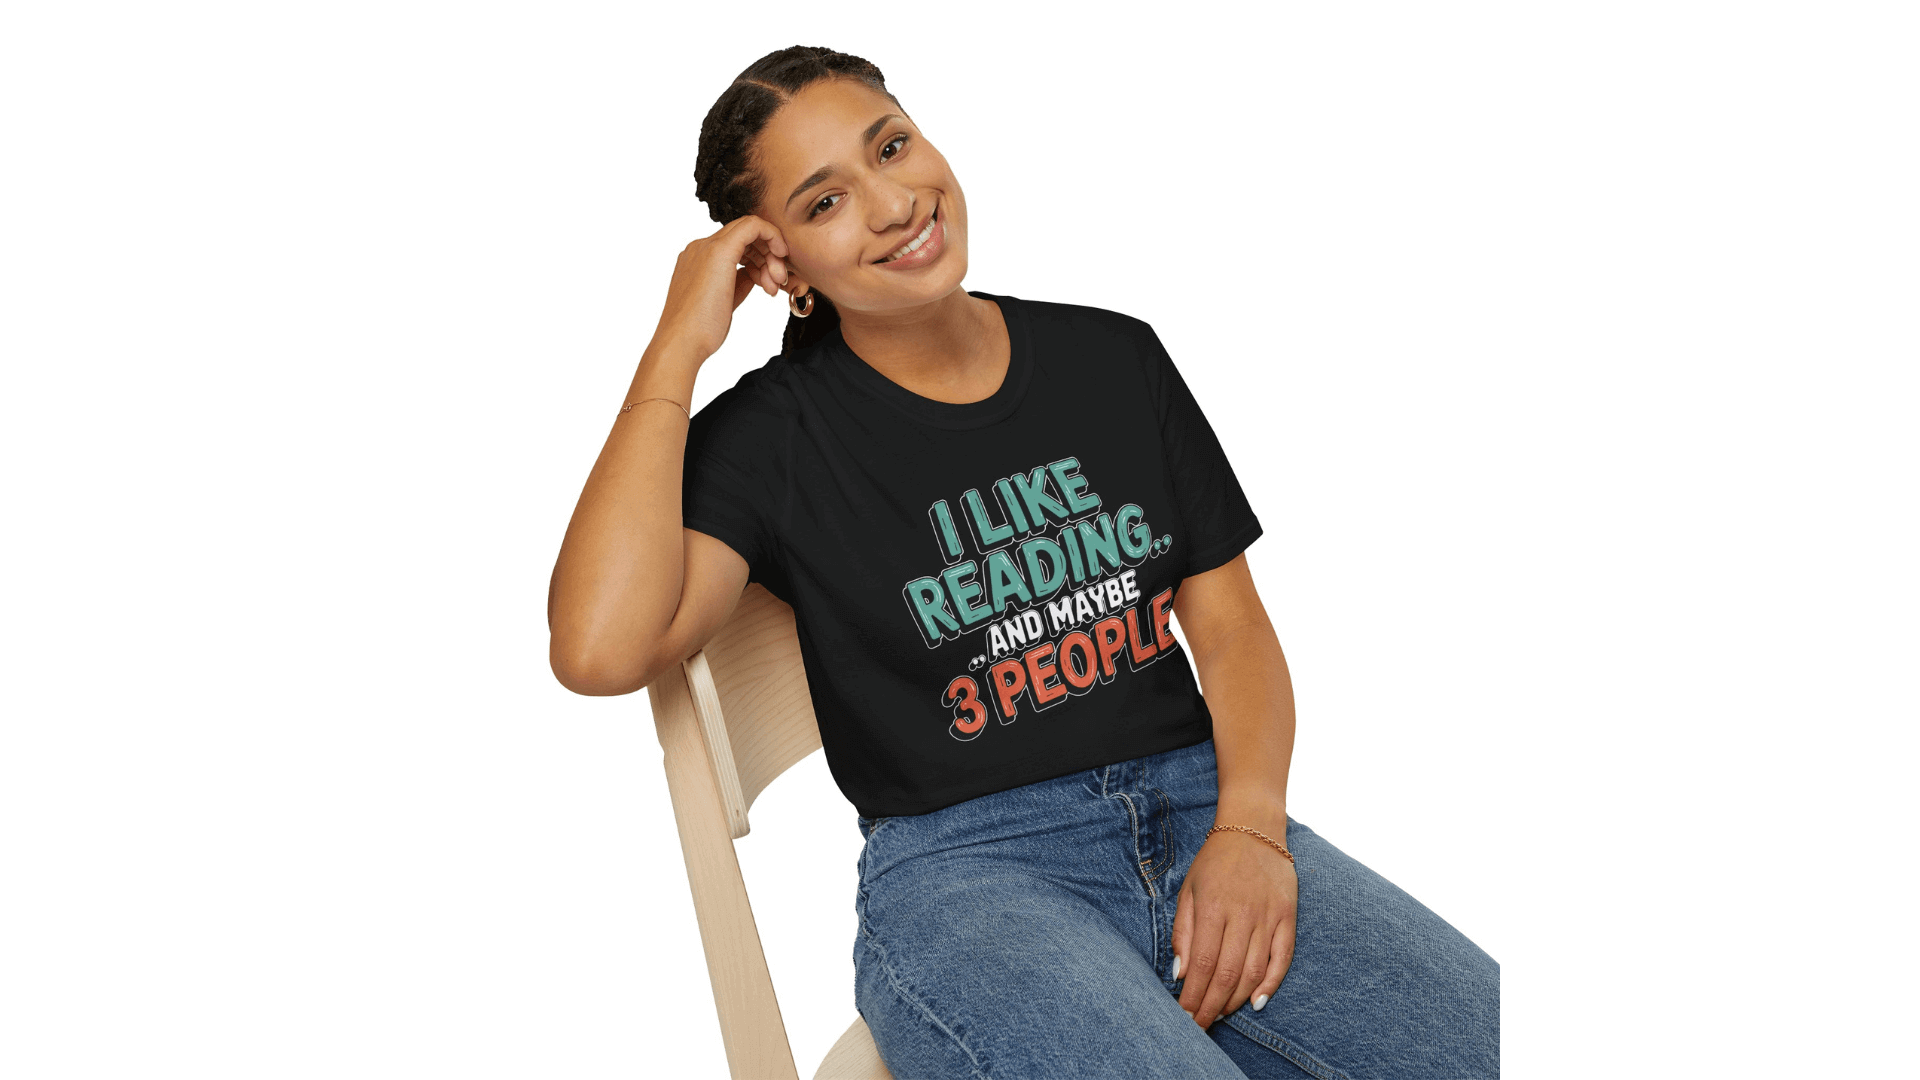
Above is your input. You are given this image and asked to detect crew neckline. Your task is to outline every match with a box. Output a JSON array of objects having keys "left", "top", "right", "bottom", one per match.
[{"left": 826, "top": 290, "right": 1033, "bottom": 430}]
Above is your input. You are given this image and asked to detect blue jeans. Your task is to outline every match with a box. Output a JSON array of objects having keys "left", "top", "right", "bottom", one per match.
[{"left": 852, "top": 737, "right": 1499, "bottom": 1079}]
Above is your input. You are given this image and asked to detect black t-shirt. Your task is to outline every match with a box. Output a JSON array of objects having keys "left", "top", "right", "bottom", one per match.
[{"left": 681, "top": 290, "right": 1262, "bottom": 818}]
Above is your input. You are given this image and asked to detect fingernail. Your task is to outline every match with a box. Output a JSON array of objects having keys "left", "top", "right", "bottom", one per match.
[
  {"left": 1253, "top": 993, "right": 1269, "bottom": 1011},
  {"left": 1170, "top": 954, "right": 1182, "bottom": 981},
  {"left": 1184, "top": 1009, "right": 1195, "bottom": 1022}
]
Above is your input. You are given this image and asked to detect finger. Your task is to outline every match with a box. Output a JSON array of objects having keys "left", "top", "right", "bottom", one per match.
[
  {"left": 731, "top": 266, "right": 757, "bottom": 310},
  {"left": 732, "top": 222, "right": 791, "bottom": 291},
  {"left": 1176, "top": 901, "right": 1230, "bottom": 1018},
  {"left": 743, "top": 239, "right": 788, "bottom": 287},
  {"left": 1249, "top": 914, "right": 1296, "bottom": 1012},
  {"left": 1220, "top": 917, "right": 1273, "bottom": 1020},
  {"left": 736, "top": 249, "right": 778, "bottom": 296},
  {"left": 738, "top": 257, "right": 769, "bottom": 295},
  {"left": 726, "top": 214, "right": 789, "bottom": 261},
  {"left": 1191, "top": 912, "right": 1254, "bottom": 1029},
  {"left": 1170, "top": 877, "right": 1195, "bottom": 992}
]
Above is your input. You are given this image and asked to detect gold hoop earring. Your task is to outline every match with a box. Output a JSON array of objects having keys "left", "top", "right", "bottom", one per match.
[{"left": 788, "top": 287, "right": 814, "bottom": 319}]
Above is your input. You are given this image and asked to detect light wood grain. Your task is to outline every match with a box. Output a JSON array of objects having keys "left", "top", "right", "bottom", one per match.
[
  {"left": 649, "top": 583, "right": 894, "bottom": 1080},
  {"left": 815, "top": 1016, "right": 893, "bottom": 1080}
]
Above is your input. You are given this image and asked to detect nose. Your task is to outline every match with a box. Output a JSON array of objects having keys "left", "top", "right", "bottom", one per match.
[{"left": 867, "top": 181, "right": 916, "bottom": 233}]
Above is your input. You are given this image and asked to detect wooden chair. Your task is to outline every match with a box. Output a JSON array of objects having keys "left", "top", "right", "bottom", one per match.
[{"left": 646, "top": 582, "right": 896, "bottom": 1080}]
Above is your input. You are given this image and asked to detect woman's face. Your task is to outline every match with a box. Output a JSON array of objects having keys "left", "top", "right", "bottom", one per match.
[{"left": 750, "top": 79, "right": 968, "bottom": 316}]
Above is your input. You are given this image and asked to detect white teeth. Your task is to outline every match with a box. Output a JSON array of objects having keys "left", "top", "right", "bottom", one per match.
[{"left": 882, "top": 212, "right": 938, "bottom": 262}]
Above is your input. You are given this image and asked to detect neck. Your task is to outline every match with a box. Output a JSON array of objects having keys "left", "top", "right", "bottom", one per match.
[{"left": 837, "top": 289, "right": 1007, "bottom": 403}]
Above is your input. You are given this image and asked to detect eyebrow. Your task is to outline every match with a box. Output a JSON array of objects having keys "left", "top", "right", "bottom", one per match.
[{"left": 784, "top": 113, "right": 907, "bottom": 210}]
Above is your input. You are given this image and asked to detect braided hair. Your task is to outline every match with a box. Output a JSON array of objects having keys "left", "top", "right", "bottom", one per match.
[{"left": 693, "top": 46, "right": 903, "bottom": 357}]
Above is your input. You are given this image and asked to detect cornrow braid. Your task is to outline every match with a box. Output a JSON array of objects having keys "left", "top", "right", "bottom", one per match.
[{"left": 693, "top": 45, "right": 903, "bottom": 357}]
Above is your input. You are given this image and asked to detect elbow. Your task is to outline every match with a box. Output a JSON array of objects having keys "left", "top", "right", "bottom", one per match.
[{"left": 549, "top": 637, "right": 659, "bottom": 697}]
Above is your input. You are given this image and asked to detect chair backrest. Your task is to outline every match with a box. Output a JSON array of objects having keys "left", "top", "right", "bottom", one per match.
[
  {"left": 647, "top": 583, "right": 821, "bottom": 1080},
  {"left": 677, "top": 581, "right": 824, "bottom": 837}
]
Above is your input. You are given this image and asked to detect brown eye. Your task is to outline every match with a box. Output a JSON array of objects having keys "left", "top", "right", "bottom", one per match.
[
  {"left": 809, "top": 192, "right": 842, "bottom": 218},
  {"left": 880, "top": 134, "right": 908, "bottom": 162}
]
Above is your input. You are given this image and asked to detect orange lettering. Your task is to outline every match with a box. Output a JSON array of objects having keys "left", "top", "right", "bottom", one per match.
[
  {"left": 989, "top": 657, "right": 1028, "bottom": 721},
  {"left": 1024, "top": 642, "right": 1069, "bottom": 705},
  {"left": 1125, "top": 607, "right": 1159, "bottom": 665},
  {"left": 1151, "top": 587, "right": 1177, "bottom": 651},
  {"left": 1093, "top": 616, "right": 1128, "bottom": 677},
  {"left": 1057, "top": 631, "right": 1098, "bottom": 690},
  {"left": 944, "top": 675, "right": 988, "bottom": 735}
]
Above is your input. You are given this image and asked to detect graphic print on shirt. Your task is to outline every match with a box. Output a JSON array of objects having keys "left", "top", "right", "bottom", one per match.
[{"left": 898, "top": 456, "right": 1181, "bottom": 742}]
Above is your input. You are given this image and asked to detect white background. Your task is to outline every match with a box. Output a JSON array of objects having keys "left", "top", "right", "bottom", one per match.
[{"left": 4, "top": 2, "right": 1914, "bottom": 1076}]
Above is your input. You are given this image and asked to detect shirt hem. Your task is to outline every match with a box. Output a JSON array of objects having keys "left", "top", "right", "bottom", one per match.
[
  {"left": 684, "top": 517, "right": 765, "bottom": 579},
  {"left": 850, "top": 718, "right": 1216, "bottom": 820}
]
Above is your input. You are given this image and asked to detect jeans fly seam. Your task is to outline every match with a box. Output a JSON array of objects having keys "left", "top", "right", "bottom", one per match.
[
  {"left": 1149, "top": 887, "right": 1170, "bottom": 987},
  {"left": 1140, "top": 788, "right": 1174, "bottom": 882},
  {"left": 855, "top": 920, "right": 992, "bottom": 1080},
  {"left": 1218, "top": 1011, "right": 1354, "bottom": 1080},
  {"left": 1106, "top": 790, "right": 1160, "bottom": 899}
]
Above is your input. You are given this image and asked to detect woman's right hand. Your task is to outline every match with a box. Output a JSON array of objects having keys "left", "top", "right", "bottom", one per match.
[{"left": 653, "top": 214, "right": 793, "bottom": 362}]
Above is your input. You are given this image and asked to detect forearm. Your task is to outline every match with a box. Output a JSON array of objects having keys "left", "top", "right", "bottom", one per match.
[
  {"left": 1193, "top": 619, "right": 1297, "bottom": 837},
  {"left": 547, "top": 340, "right": 705, "bottom": 692}
]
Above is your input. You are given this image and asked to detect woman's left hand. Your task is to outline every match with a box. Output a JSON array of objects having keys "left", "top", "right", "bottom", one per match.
[{"left": 1172, "top": 828, "right": 1299, "bottom": 1029}]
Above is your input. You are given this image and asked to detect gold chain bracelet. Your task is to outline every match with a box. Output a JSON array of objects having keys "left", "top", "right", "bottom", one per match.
[
  {"left": 620, "top": 396, "right": 690, "bottom": 418},
  {"left": 1207, "top": 824, "right": 1294, "bottom": 864}
]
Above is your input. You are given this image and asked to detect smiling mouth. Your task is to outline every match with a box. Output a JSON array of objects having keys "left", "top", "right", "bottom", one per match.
[{"left": 874, "top": 203, "right": 939, "bottom": 263}]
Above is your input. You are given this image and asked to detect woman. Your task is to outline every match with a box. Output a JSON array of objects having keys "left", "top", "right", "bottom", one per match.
[{"left": 549, "top": 45, "right": 1498, "bottom": 1080}]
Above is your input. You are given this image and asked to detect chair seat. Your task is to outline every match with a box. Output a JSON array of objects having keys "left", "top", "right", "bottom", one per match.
[{"left": 813, "top": 1016, "right": 894, "bottom": 1080}]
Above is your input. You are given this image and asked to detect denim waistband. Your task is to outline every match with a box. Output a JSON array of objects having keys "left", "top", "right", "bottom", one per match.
[{"left": 855, "top": 735, "right": 1220, "bottom": 865}]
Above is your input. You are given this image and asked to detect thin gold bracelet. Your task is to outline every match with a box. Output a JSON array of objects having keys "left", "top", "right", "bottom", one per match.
[
  {"left": 1206, "top": 824, "right": 1294, "bottom": 863},
  {"left": 619, "top": 396, "right": 690, "bottom": 419}
]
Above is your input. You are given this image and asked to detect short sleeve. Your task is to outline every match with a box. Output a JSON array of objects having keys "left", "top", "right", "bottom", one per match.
[
  {"left": 1140, "top": 323, "right": 1264, "bottom": 577},
  {"left": 681, "top": 374, "right": 788, "bottom": 591}
]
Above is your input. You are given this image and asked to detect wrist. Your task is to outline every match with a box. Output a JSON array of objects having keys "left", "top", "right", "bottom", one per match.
[
  {"left": 1214, "top": 791, "right": 1289, "bottom": 837},
  {"left": 629, "top": 343, "right": 703, "bottom": 405}
]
